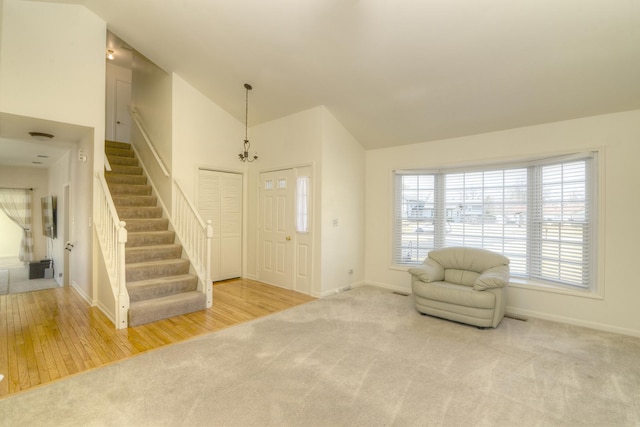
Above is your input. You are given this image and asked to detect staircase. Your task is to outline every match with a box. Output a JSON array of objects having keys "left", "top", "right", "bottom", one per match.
[{"left": 104, "top": 140, "right": 206, "bottom": 326}]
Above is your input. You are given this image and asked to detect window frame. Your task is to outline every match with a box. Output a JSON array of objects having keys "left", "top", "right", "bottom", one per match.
[{"left": 392, "top": 151, "right": 601, "bottom": 294}]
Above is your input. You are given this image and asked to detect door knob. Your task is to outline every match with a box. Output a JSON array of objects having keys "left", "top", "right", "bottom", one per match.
[
  {"left": 117, "top": 121, "right": 121, "bottom": 124},
  {"left": 286, "top": 236, "right": 291, "bottom": 241}
]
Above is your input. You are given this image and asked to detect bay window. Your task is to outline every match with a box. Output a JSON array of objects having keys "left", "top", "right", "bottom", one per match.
[{"left": 394, "top": 152, "right": 597, "bottom": 290}]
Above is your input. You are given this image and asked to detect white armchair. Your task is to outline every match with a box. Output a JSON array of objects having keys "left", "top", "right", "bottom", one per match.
[{"left": 408, "top": 247, "right": 510, "bottom": 328}]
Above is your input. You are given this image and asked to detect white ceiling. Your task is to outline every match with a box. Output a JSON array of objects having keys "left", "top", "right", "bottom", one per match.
[
  {"left": 0, "top": 113, "right": 91, "bottom": 168},
  {"left": 7, "top": 0, "right": 640, "bottom": 159},
  {"left": 84, "top": 0, "right": 640, "bottom": 149}
]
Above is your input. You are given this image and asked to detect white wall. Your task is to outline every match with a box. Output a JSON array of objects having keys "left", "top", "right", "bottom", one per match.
[
  {"left": 0, "top": 166, "right": 48, "bottom": 261},
  {"left": 320, "top": 109, "right": 366, "bottom": 295},
  {"left": 0, "top": 0, "right": 106, "bottom": 302},
  {"left": 172, "top": 74, "right": 244, "bottom": 201},
  {"left": 0, "top": 0, "right": 105, "bottom": 131},
  {"left": 48, "top": 150, "right": 71, "bottom": 285},
  {"left": 131, "top": 51, "right": 172, "bottom": 209},
  {"left": 365, "top": 109, "right": 640, "bottom": 336},
  {"left": 249, "top": 107, "right": 324, "bottom": 292}
]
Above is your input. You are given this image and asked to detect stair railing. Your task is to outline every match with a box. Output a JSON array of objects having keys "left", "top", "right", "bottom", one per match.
[
  {"left": 125, "top": 119, "right": 213, "bottom": 309},
  {"left": 95, "top": 171, "right": 129, "bottom": 329},
  {"left": 173, "top": 180, "right": 213, "bottom": 307},
  {"left": 129, "top": 106, "right": 170, "bottom": 177}
]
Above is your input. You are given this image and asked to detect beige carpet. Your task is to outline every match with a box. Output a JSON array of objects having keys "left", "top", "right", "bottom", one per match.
[{"left": 1, "top": 285, "right": 639, "bottom": 426}]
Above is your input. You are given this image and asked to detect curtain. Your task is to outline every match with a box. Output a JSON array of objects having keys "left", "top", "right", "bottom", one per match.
[{"left": 0, "top": 189, "right": 34, "bottom": 262}]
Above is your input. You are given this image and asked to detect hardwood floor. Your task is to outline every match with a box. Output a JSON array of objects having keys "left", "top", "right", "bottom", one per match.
[{"left": 0, "top": 278, "right": 315, "bottom": 398}]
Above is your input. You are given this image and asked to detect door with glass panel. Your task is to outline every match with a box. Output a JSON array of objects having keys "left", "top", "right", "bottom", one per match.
[{"left": 258, "top": 169, "right": 295, "bottom": 289}]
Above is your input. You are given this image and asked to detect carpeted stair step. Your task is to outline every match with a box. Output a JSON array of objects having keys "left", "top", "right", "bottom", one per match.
[
  {"left": 128, "top": 291, "right": 206, "bottom": 327},
  {"left": 112, "top": 195, "right": 157, "bottom": 207},
  {"left": 108, "top": 184, "right": 152, "bottom": 196},
  {"left": 103, "top": 139, "right": 206, "bottom": 327},
  {"left": 126, "top": 230, "right": 175, "bottom": 247},
  {"left": 126, "top": 244, "right": 183, "bottom": 263},
  {"left": 106, "top": 140, "right": 131, "bottom": 150},
  {"left": 117, "top": 206, "right": 163, "bottom": 219},
  {"left": 124, "top": 218, "right": 169, "bottom": 232},
  {"left": 127, "top": 274, "right": 198, "bottom": 302},
  {"left": 105, "top": 173, "right": 147, "bottom": 185},
  {"left": 106, "top": 147, "right": 135, "bottom": 158},
  {"left": 126, "top": 258, "right": 190, "bottom": 282},
  {"left": 109, "top": 164, "right": 143, "bottom": 175},
  {"left": 107, "top": 155, "right": 138, "bottom": 167}
]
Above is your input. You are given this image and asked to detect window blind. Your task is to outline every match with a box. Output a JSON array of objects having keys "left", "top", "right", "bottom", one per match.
[{"left": 393, "top": 152, "right": 596, "bottom": 289}]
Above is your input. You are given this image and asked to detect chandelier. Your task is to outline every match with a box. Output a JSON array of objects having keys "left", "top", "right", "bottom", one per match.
[{"left": 238, "top": 83, "right": 258, "bottom": 162}]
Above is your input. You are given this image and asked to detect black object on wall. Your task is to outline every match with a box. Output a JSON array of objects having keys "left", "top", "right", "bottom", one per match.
[{"left": 41, "top": 196, "right": 57, "bottom": 239}]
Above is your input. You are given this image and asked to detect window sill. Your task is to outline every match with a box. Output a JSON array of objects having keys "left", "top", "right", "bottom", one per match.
[
  {"left": 391, "top": 265, "right": 603, "bottom": 300},
  {"left": 507, "top": 278, "right": 603, "bottom": 300}
]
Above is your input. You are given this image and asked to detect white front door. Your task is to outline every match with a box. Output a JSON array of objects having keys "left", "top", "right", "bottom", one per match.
[
  {"left": 258, "top": 169, "right": 295, "bottom": 289},
  {"left": 198, "top": 169, "right": 243, "bottom": 281}
]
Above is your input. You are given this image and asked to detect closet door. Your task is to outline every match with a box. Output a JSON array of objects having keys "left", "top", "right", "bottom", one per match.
[{"left": 198, "top": 169, "right": 243, "bottom": 281}]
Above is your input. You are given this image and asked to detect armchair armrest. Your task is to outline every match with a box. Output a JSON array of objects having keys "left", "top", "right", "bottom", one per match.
[
  {"left": 408, "top": 258, "right": 444, "bottom": 282},
  {"left": 474, "top": 265, "right": 510, "bottom": 291}
]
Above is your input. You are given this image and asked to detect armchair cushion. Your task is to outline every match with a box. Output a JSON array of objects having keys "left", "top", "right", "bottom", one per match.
[
  {"left": 473, "top": 265, "right": 510, "bottom": 291},
  {"left": 408, "top": 258, "right": 444, "bottom": 282}
]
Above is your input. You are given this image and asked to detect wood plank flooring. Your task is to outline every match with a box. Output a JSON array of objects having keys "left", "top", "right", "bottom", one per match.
[{"left": 0, "top": 279, "right": 315, "bottom": 398}]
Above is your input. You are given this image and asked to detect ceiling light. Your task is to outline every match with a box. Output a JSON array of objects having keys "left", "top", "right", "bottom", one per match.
[
  {"left": 107, "top": 49, "right": 114, "bottom": 60},
  {"left": 238, "top": 83, "right": 258, "bottom": 163},
  {"left": 28, "top": 131, "right": 54, "bottom": 141}
]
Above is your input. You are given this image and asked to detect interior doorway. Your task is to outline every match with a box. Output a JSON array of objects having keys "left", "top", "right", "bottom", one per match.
[{"left": 63, "top": 183, "right": 70, "bottom": 286}]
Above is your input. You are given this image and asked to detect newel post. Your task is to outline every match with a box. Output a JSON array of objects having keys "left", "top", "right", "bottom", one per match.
[{"left": 116, "top": 220, "right": 129, "bottom": 329}]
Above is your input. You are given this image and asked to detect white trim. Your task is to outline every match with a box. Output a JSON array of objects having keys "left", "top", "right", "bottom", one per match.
[
  {"left": 362, "top": 280, "right": 411, "bottom": 295},
  {"left": 319, "top": 280, "right": 367, "bottom": 297},
  {"left": 508, "top": 278, "right": 604, "bottom": 300},
  {"left": 505, "top": 306, "right": 640, "bottom": 338},
  {"left": 71, "top": 280, "right": 91, "bottom": 305},
  {"left": 95, "top": 299, "right": 116, "bottom": 326}
]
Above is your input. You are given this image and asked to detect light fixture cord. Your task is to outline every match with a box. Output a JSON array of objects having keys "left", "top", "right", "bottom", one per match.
[{"left": 245, "top": 86, "right": 249, "bottom": 142}]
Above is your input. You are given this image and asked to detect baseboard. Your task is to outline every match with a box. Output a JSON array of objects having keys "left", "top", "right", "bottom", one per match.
[
  {"left": 71, "top": 280, "right": 92, "bottom": 305},
  {"left": 319, "top": 280, "right": 367, "bottom": 298},
  {"left": 506, "top": 306, "right": 640, "bottom": 338},
  {"left": 95, "top": 300, "right": 116, "bottom": 326},
  {"left": 362, "top": 280, "right": 412, "bottom": 295}
]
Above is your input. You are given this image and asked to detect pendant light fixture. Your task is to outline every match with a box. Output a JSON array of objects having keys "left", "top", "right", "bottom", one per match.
[{"left": 238, "top": 83, "right": 258, "bottom": 162}]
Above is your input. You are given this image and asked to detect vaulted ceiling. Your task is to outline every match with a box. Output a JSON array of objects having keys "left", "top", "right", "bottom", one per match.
[
  {"left": 86, "top": 0, "right": 640, "bottom": 149},
  {"left": 36, "top": 0, "right": 640, "bottom": 149}
]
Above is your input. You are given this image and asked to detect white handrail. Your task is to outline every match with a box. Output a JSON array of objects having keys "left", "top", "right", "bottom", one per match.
[
  {"left": 173, "top": 179, "right": 213, "bottom": 307},
  {"left": 95, "top": 171, "right": 129, "bottom": 329},
  {"left": 126, "top": 141, "right": 213, "bottom": 308},
  {"left": 129, "top": 106, "right": 170, "bottom": 177}
]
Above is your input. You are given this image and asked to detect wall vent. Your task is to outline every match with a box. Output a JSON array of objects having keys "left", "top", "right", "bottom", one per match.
[{"left": 392, "top": 291, "right": 410, "bottom": 296}]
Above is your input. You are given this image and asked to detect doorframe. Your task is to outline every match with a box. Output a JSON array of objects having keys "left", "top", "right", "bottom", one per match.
[
  {"left": 63, "top": 182, "right": 71, "bottom": 287},
  {"left": 256, "top": 163, "right": 315, "bottom": 295},
  {"left": 194, "top": 163, "right": 247, "bottom": 281}
]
